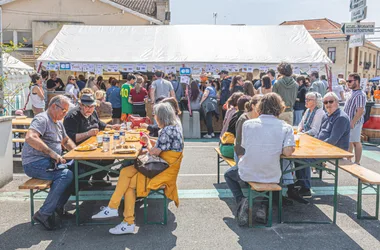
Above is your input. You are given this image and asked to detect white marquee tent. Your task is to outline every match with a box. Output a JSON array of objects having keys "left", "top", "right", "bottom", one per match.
[{"left": 37, "top": 24, "right": 332, "bottom": 70}]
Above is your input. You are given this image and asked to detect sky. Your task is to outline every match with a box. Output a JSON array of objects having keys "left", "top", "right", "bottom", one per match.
[{"left": 171, "top": 0, "right": 380, "bottom": 46}]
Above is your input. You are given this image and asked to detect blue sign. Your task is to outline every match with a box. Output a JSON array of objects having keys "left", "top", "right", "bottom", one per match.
[
  {"left": 179, "top": 67, "right": 191, "bottom": 75},
  {"left": 60, "top": 63, "right": 71, "bottom": 71}
]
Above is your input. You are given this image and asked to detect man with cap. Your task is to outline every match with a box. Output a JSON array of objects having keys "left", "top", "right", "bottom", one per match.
[
  {"left": 63, "top": 93, "right": 120, "bottom": 186},
  {"left": 219, "top": 70, "right": 232, "bottom": 119}
]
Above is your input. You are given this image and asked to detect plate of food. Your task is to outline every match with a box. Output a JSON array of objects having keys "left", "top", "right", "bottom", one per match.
[
  {"left": 130, "top": 128, "right": 149, "bottom": 134},
  {"left": 113, "top": 148, "right": 137, "bottom": 154},
  {"left": 74, "top": 144, "right": 97, "bottom": 151},
  {"left": 104, "top": 129, "right": 116, "bottom": 134},
  {"left": 125, "top": 135, "right": 140, "bottom": 142}
]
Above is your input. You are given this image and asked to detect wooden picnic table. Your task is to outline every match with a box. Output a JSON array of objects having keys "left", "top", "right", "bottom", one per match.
[
  {"left": 279, "top": 133, "right": 353, "bottom": 224},
  {"left": 12, "top": 117, "right": 113, "bottom": 126},
  {"left": 63, "top": 136, "right": 142, "bottom": 225}
]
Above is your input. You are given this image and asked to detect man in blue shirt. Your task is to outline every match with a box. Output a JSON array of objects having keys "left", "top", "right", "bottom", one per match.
[
  {"left": 317, "top": 92, "right": 350, "bottom": 151},
  {"left": 76, "top": 75, "right": 86, "bottom": 91}
]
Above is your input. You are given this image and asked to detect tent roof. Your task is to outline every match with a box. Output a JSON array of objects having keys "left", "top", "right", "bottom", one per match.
[
  {"left": 37, "top": 24, "right": 332, "bottom": 65},
  {"left": 3, "top": 53, "right": 34, "bottom": 74}
]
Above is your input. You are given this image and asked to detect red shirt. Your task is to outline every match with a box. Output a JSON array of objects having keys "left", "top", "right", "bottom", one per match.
[{"left": 130, "top": 87, "right": 148, "bottom": 105}]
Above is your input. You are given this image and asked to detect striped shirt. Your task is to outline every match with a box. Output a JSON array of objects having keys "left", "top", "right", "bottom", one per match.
[{"left": 344, "top": 89, "right": 366, "bottom": 125}]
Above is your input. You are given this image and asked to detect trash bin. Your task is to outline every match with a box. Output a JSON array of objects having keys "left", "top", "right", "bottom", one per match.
[{"left": 364, "top": 101, "right": 375, "bottom": 123}]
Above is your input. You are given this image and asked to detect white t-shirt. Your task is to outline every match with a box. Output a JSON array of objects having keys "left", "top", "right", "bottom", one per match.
[
  {"left": 30, "top": 85, "right": 45, "bottom": 109},
  {"left": 65, "top": 84, "right": 78, "bottom": 99},
  {"left": 238, "top": 115, "right": 295, "bottom": 183},
  {"left": 332, "top": 85, "right": 344, "bottom": 101}
]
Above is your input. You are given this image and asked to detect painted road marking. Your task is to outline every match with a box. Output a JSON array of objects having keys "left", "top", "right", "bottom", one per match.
[{"left": 0, "top": 186, "right": 376, "bottom": 201}]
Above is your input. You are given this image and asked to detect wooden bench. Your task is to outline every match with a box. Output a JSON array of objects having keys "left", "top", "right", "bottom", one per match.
[
  {"left": 144, "top": 185, "right": 167, "bottom": 225},
  {"left": 248, "top": 182, "right": 282, "bottom": 228},
  {"left": 19, "top": 178, "right": 52, "bottom": 225},
  {"left": 12, "top": 138, "right": 25, "bottom": 155},
  {"left": 12, "top": 129, "right": 29, "bottom": 134},
  {"left": 214, "top": 147, "right": 236, "bottom": 184},
  {"left": 338, "top": 159, "right": 380, "bottom": 220}
]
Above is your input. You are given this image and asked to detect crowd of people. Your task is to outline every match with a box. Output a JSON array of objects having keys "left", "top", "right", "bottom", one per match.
[{"left": 21, "top": 62, "right": 369, "bottom": 231}]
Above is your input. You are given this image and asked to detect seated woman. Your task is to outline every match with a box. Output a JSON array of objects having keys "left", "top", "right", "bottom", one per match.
[
  {"left": 220, "top": 92, "right": 244, "bottom": 138},
  {"left": 95, "top": 90, "right": 113, "bottom": 118},
  {"left": 295, "top": 92, "right": 325, "bottom": 196},
  {"left": 91, "top": 102, "right": 184, "bottom": 235}
]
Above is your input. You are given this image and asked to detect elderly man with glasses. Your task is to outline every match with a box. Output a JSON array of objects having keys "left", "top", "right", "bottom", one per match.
[
  {"left": 22, "top": 95, "right": 76, "bottom": 230},
  {"left": 63, "top": 93, "right": 120, "bottom": 186}
]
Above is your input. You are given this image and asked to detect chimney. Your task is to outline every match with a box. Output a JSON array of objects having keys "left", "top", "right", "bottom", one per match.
[{"left": 155, "top": 0, "right": 170, "bottom": 25}]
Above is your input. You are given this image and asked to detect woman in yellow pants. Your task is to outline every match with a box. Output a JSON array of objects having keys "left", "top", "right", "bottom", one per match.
[{"left": 92, "top": 102, "right": 184, "bottom": 235}]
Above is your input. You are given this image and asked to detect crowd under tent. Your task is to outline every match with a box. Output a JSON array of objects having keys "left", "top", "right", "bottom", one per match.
[{"left": 37, "top": 24, "right": 332, "bottom": 78}]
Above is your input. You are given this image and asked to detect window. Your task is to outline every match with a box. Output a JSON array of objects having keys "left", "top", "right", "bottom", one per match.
[
  {"left": 364, "top": 52, "right": 367, "bottom": 62},
  {"left": 373, "top": 54, "right": 376, "bottom": 68},
  {"left": 1, "top": 30, "right": 32, "bottom": 49},
  {"left": 327, "top": 47, "right": 336, "bottom": 63},
  {"left": 360, "top": 51, "right": 363, "bottom": 65},
  {"left": 369, "top": 53, "right": 372, "bottom": 63},
  {"left": 349, "top": 48, "right": 352, "bottom": 63}
]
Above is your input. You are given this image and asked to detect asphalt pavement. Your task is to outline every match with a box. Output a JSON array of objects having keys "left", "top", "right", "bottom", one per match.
[{"left": 0, "top": 141, "right": 380, "bottom": 250}]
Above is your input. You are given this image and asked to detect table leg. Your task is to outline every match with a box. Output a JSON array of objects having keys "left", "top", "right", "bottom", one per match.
[
  {"left": 217, "top": 154, "right": 220, "bottom": 184},
  {"left": 75, "top": 160, "right": 80, "bottom": 226},
  {"left": 333, "top": 159, "right": 339, "bottom": 224}
]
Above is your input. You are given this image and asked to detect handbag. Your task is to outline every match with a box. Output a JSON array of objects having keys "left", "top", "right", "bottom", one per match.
[
  {"left": 128, "top": 115, "right": 152, "bottom": 129},
  {"left": 219, "top": 144, "right": 235, "bottom": 159},
  {"left": 220, "top": 132, "right": 235, "bottom": 145},
  {"left": 134, "top": 154, "right": 169, "bottom": 179}
]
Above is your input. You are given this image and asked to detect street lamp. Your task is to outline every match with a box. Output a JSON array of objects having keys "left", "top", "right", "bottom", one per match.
[{"left": 213, "top": 12, "right": 217, "bottom": 25}]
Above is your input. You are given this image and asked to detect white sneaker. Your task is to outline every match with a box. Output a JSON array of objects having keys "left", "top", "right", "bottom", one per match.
[
  {"left": 211, "top": 133, "right": 215, "bottom": 137},
  {"left": 203, "top": 134, "right": 212, "bottom": 139},
  {"left": 91, "top": 206, "right": 118, "bottom": 219},
  {"left": 109, "top": 222, "right": 135, "bottom": 235}
]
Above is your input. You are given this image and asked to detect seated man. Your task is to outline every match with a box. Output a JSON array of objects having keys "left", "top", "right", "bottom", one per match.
[
  {"left": 295, "top": 92, "right": 350, "bottom": 197},
  {"left": 22, "top": 95, "right": 76, "bottom": 230},
  {"left": 224, "top": 93, "right": 296, "bottom": 226},
  {"left": 317, "top": 92, "right": 350, "bottom": 151},
  {"left": 63, "top": 93, "right": 120, "bottom": 186}
]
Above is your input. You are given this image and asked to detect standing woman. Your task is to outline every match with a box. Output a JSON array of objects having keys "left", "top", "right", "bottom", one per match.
[
  {"left": 293, "top": 76, "right": 308, "bottom": 126},
  {"left": 189, "top": 80, "right": 202, "bottom": 111},
  {"left": 256, "top": 75, "right": 272, "bottom": 95},
  {"left": 65, "top": 75, "right": 79, "bottom": 102},
  {"left": 200, "top": 80, "right": 219, "bottom": 138},
  {"left": 85, "top": 76, "right": 99, "bottom": 93},
  {"left": 129, "top": 76, "right": 148, "bottom": 117},
  {"left": 30, "top": 73, "right": 45, "bottom": 115},
  {"left": 97, "top": 76, "right": 106, "bottom": 91},
  {"left": 243, "top": 80, "right": 255, "bottom": 97},
  {"left": 230, "top": 75, "right": 244, "bottom": 95}
]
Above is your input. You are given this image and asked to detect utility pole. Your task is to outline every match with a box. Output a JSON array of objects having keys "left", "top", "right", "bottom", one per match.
[
  {"left": 0, "top": 7, "right": 3, "bottom": 116},
  {"left": 213, "top": 12, "right": 217, "bottom": 25}
]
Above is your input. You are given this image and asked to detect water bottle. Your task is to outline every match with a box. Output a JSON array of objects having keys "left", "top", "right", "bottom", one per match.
[
  {"left": 103, "top": 132, "right": 110, "bottom": 152},
  {"left": 113, "top": 132, "right": 120, "bottom": 149},
  {"left": 119, "top": 129, "right": 125, "bottom": 145}
]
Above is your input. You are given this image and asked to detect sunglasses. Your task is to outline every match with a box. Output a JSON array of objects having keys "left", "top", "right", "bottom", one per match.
[
  {"left": 55, "top": 103, "right": 68, "bottom": 113},
  {"left": 323, "top": 100, "right": 335, "bottom": 105},
  {"left": 346, "top": 80, "right": 354, "bottom": 83}
]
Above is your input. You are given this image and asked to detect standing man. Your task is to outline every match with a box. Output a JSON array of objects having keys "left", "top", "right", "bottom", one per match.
[
  {"left": 320, "top": 75, "right": 329, "bottom": 90},
  {"left": 344, "top": 73, "right": 366, "bottom": 164},
  {"left": 169, "top": 73, "right": 184, "bottom": 104},
  {"left": 64, "top": 93, "right": 120, "bottom": 185},
  {"left": 309, "top": 71, "right": 326, "bottom": 97},
  {"left": 121, "top": 74, "right": 136, "bottom": 121},
  {"left": 47, "top": 71, "right": 65, "bottom": 91},
  {"left": 22, "top": 95, "right": 76, "bottom": 230},
  {"left": 150, "top": 71, "right": 175, "bottom": 104},
  {"left": 219, "top": 70, "right": 232, "bottom": 119},
  {"left": 273, "top": 62, "right": 298, "bottom": 125},
  {"left": 267, "top": 69, "right": 276, "bottom": 86}
]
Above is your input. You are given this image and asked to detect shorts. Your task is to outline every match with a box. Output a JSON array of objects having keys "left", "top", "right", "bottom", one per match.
[
  {"left": 349, "top": 123, "right": 363, "bottom": 143},
  {"left": 112, "top": 108, "right": 121, "bottom": 119}
]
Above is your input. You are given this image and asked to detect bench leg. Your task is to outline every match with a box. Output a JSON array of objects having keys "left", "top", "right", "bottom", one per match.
[
  {"left": 357, "top": 179, "right": 363, "bottom": 219},
  {"left": 217, "top": 154, "right": 220, "bottom": 184},
  {"left": 30, "top": 189, "right": 35, "bottom": 226},
  {"left": 376, "top": 185, "right": 380, "bottom": 220},
  {"left": 268, "top": 191, "right": 273, "bottom": 227},
  {"left": 248, "top": 189, "right": 253, "bottom": 228},
  {"left": 144, "top": 190, "right": 167, "bottom": 225},
  {"left": 278, "top": 190, "right": 283, "bottom": 224}
]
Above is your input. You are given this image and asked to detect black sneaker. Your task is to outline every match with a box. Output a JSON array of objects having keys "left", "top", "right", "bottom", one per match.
[
  {"left": 255, "top": 204, "right": 268, "bottom": 224},
  {"left": 236, "top": 197, "right": 249, "bottom": 226},
  {"left": 299, "top": 188, "right": 312, "bottom": 198},
  {"left": 287, "top": 186, "right": 310, "bottom": 205},
  {"left": 33, "top": 211, "right": 55, "bottom": 230}
]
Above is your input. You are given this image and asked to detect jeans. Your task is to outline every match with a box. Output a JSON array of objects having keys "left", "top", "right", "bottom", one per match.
[
  {"left": 295, "top": 163, "right": 311, "bottom": 189},
  {"left": 204, "top": 112, "right": 214, "bottom": 135},
  {"left": 281, "top": 159, "right": 295, "bottom": 186},
  {"left": 132, "top": 105, "right": 146, "bottom": 117},
  {"left": 224, "top": 166, "right": 244, "bottom": 204},
  {"left": 293, "top": 110, "right": 304, "bottom": 126},
  {"left": 23, "top": 157, "right": 74, "bottom": 216}
]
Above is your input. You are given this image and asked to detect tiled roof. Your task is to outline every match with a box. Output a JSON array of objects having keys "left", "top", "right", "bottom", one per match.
[
  {"left": 280, "top": 18, "right": 347, "bottom": 39},
  {"left": 110, "top": 0, "right": 156, "bottom": 17}
]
